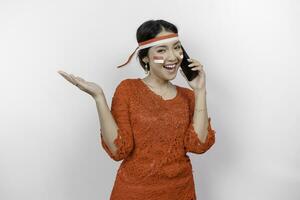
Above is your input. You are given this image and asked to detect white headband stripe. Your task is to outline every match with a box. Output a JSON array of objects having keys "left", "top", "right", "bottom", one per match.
[{"left": 138, "top": 37, "right": 180, "bottom": 50}]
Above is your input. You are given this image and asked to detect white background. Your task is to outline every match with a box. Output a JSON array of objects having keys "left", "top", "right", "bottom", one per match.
[{"left": 0, "top": 0, "right": 299, "bottom": 199}]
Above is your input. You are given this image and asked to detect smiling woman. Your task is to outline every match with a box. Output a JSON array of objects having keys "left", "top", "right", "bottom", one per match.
[
  {"left": 58, "top": 19, "right": 215, "bottom": 200},
  {"left": 95, "top": 19, "right": 216, "bottom": 200}
]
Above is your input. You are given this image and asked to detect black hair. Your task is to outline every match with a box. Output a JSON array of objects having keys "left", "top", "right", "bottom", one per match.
[{"left": 136, "top": 19, "right": 178, "bottom": 72}]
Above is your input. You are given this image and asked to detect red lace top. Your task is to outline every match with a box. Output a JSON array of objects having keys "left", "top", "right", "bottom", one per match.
[{"left": 100, "top": 78, "right": 216, "bottom": 200}]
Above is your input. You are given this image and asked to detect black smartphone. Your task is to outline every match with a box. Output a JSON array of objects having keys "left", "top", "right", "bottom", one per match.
[{"left": 180, "top": 46, "right": 199, "bottom": 81}]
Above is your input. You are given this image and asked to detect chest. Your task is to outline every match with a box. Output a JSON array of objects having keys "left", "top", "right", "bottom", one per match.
[{"left": 129, "top": 95, "right": 190, "bottom": 134}]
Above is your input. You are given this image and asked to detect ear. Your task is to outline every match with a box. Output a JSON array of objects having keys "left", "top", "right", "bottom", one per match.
[{"left": 142, "top": 57, "right": 149, "bottom": 63}]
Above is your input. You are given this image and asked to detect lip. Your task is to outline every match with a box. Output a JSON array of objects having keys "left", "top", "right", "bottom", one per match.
[
  {"left": 164, "top": 62, "right": 178, "bottom": 66},
  {"left": 163, "top": 63, "right": 178, "bottom": 72}
]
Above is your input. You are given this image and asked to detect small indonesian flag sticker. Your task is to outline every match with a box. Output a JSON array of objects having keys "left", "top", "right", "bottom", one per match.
[
  {"left": 153, "top": 56, "right": 164, "bottom": 64},
  {"left": 179, "top": 52, "right": 184, "bottom": 59}
]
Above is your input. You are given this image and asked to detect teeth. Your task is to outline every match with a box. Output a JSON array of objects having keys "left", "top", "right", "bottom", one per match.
[{"left": 164, "top": 64, "right": 176, "bottom": 69}]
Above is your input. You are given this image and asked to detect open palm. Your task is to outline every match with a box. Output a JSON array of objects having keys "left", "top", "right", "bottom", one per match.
[{"left": 57, "top": 70, "right": 103, "bottom": 98}]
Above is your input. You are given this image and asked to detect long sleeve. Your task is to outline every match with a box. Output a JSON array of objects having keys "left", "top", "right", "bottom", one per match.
[
  {"left": 100, "top": 79, "right": 135, "bottom": 161},
  {"left": 183, "top": 89, "right": 216, "bottom": 154}
]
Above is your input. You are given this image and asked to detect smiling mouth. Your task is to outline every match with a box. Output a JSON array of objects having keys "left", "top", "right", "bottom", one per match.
[{"left": 163, "top": 63, "right": 177, "bottom": 70}]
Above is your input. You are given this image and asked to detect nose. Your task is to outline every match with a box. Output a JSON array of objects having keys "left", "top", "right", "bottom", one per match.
[{"left": 166, "top": 49, "right": 178, "bottom": 62}]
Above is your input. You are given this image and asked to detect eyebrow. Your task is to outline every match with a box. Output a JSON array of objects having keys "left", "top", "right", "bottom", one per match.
[{"left": 155, "top": 41, "right": 181, "bottom": 49}]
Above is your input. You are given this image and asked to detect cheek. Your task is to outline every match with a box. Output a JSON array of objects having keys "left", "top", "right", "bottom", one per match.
[
  {"left": 152, "top": 55, "right": 165, "bottom": 64},
  {"left": 152, "top": 52, "right": 183, "bottom": 63}
]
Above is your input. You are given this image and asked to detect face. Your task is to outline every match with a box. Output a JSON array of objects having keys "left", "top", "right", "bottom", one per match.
[{"left": 143, "top": 30, "right": 183, "bottom": 81}]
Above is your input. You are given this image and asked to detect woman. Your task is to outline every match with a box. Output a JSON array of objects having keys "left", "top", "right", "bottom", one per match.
[{"left": 58, "top": 19, "right": 216, "bottom": 200}]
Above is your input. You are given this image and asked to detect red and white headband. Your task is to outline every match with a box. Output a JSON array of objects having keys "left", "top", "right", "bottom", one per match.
[{"left": 116, "top": 33, "right": 181, "bottom": 68}]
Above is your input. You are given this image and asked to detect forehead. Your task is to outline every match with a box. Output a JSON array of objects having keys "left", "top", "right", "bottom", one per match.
[{"left": 153, "top": 39, "right": 181, "bottom": 48}]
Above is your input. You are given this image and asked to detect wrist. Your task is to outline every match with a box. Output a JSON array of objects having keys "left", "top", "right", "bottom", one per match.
[
  {"left": 94, "top": 92, "right": 105, "bottom": 102},
  {"left": 194, "top": 108, "right": 207, "bottom": 112},
  {"left": 194, "top": 88, "right": 206, "bottom": 95}
]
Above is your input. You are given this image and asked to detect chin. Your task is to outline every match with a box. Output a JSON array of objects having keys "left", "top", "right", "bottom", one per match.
[{"left": 166, "top": 72, "right": 178, "bottom": 80}]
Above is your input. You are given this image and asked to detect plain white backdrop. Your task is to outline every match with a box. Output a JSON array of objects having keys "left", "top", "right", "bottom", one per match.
[{"left": 0, "top": 0, "right": 299, "bottom": 199}]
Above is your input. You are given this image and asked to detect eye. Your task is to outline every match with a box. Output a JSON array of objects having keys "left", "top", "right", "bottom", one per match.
[
  {"left": 157, "top": 49, "right": 166, "bottom": 53},
  {"left": 175, "top": 45, "right": 181, "bottom": 50}
]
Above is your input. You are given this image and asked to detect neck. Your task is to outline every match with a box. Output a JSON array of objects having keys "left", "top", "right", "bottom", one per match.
[{"left": 144, "top": 74, "right": 170, "bottom": 88}]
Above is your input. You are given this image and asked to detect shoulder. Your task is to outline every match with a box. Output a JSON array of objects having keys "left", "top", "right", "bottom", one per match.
[
  {"left": 115, "top": 78, "right": 134, "bottom": 90},
  {"left": 116, "top": 78, "right": 137, "bottom": 87},
  {"left": 113, "top": 78, "right": 137, "bottom": 100},
  {"left": 115, "top": 78, "right": 143, "bottom": 93},
  {"left": 177, "top": 85, "right": 195, "bottom": 100}
]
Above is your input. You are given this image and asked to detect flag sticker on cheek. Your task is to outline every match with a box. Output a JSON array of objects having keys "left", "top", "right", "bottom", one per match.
[
  {"left": 153, "top": 56, "right": 165, "bottom": 64},
  {"left": 179, "top": 52, "right": 184, "bottom": 59}
]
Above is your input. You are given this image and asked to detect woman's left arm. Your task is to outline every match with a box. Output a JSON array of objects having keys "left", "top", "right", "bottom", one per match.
[
  {"left": 182, "top": 88, "right": 215, "bottom": 154},
  {"left": 180, "top": 58, "right": 216, "bottom": 154},
  {"left": 193, "top": 88, "right": 209, "bottom": 143}
]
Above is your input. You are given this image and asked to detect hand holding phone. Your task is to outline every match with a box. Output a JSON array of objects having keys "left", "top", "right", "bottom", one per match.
[{"left": 180, "top": 46, "right": 199, "bottom": 81}]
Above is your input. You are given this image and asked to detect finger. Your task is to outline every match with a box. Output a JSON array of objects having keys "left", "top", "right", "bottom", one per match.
[
  {"left": 58, "top": 72, "right": 76, "bottom": 85},
  {"left": 188, "top": 59, "right": 203, "bottom": 68},
  {"left": 76, "top": 76, "right": 85, "bottom": 82},
  {"left": 57, "top": 70, "right": 67, "bottom": 75},
  {"left": 70, "top": 74, "right": 79, "bottom": 86},
  {"left": 75, "top": 77, "right": 87, "bottom": 89},
  {"left": 57, "top": 70, "right": 69, "bottom": 78},
  {"left": 188, "top": 63, "right": 201, "bottom": 67},
  {"left": 190, "top": 64, "right": 204, "bottom": 70},
  {"left": 187, "top": 58, "right": 201, "bottom": 62},
  {"left": 190, "top": 65, "right": 204, "bottom": 70},
  {"left": 191, "top": 66, "right": 203, "bottom": 71},
  {"left": 75, "top": 77, "right": 87, "bottom": 88},
  {"left": 187, "top": 58, "right": 200, "bottom": 63}
]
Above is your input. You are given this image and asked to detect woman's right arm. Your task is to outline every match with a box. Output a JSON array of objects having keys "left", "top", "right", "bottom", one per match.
[
  {"left": 94, "top": 93, "right": 119, "bottom": 157},
  {"left": 57, "top": 70, "right": 134, "bottom": 161},
  {"left": 94, "top": 80, "right": 135, "bottom": 161}
]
